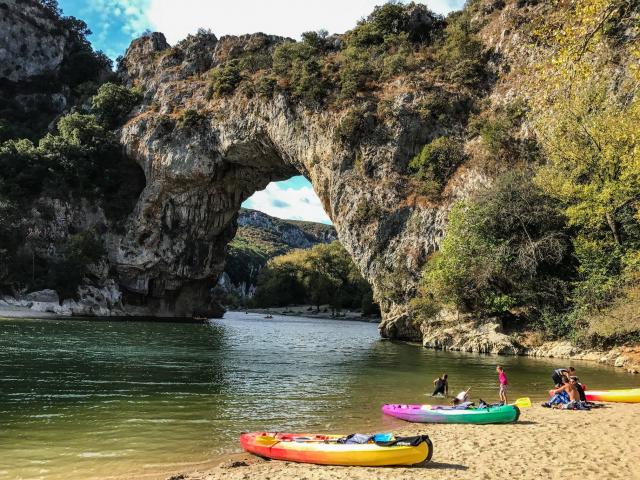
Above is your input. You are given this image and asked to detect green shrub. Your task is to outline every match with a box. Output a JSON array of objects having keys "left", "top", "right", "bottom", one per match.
[
  {"left": 91, "top": 83, "right": 142, "bottom": 128},
  {"left": 421, "top": 171, "right": 572, "bottom": 315},
  {"left": 417, "top": 91, "right": 473, "bottom": 129},
  {"left": 334, "top": 108, "right": 379, "bottom": 146},
  {"left": 352, "top": 198, "right": 382, "bottom": 224},
  {"left": 338, "top": 47, "right": 373, "bottom": 98},
  {"left": 255, "top": 75, "right": 277, "bottom": 97},
  {"left": 301, "top": 30, "right": 329, "bottom": 50},
  {"left": 272, "top": 42, "right": 327, "bottom": 102},
  {"left": 435, "top": 10, "right": 486, "bottom": 87},
  {"left": 208, "top": 60, "right": 243, "bottom": 96},
  {"left": 346, "top": 2, "right": 442, "bottom": 47},
  {"left": 177, "top": 109, "right": 206, "bottom": 130},
  {"left": 409, "top": 136, "right": 466, "bottom": 197}
]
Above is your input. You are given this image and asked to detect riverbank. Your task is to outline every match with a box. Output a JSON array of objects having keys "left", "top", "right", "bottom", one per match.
[
  {"left": 240, "top": 305, "right": 381, "bottom": 323},
  {"left": 0, "top": 303, "right": 60, "bottom": 318},
  {"left": 175, "top": 403, "right": 640, "bottom": 480}
]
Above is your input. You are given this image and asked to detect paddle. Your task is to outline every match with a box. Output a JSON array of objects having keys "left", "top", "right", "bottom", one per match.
[
  {"left": 254, "top": 435, "right": 280, "bottom": 446},
  {"left": 513, "top": 397, "right": 532, "bottom": 408}
]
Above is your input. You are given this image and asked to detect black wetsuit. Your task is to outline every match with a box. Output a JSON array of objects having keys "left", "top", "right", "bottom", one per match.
[
  {"left": 432, "top": 378, "right": 447, "bottom": 396},
  {"left": 575, "top": 383, "right": 587, "bottom": 402},
  {"left": 552, "top": 368, "right": 567, "bottom": 387}
]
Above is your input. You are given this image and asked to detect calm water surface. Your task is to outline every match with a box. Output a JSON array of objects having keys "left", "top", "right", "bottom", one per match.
[{"left": 0, "top": 312, "right": 637, "bottom": 479}]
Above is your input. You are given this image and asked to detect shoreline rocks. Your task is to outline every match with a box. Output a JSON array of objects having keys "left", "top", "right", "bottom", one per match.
[{"left": 414, "top": 313, "right": 640, "bottom": 374}]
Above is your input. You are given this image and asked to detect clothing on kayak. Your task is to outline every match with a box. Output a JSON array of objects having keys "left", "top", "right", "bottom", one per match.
[{"left": 454, "top": 390, "right": 469, "bottom": 403}]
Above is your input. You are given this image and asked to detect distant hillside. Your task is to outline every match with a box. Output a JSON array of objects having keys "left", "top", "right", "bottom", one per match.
[{"left": 217, "top": 209, "right": 336, "bottom": 302}]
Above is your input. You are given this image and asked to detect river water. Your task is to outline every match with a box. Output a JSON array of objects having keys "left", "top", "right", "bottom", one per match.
[{"left": 0, "top": 312, "right": 636, "bottom": 479}]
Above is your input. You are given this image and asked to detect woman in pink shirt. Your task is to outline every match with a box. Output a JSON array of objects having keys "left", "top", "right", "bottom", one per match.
[{"left": 496, "top": 365, "right": 508, "bottom": 405}]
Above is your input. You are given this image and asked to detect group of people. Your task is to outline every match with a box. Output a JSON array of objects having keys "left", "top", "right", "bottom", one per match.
[
  {"left": 430, "top": 365, "right": 593, "bottom": 410},
  {"left": 430, "top": 365, "right": 509, "bottom": 406},
  {"left": 543, "top": 367, "right": 594, "bottom": 410}
]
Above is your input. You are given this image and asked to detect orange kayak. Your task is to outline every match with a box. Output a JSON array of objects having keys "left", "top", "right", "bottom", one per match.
[
  {"left": 584, "top": 388, "right": 640, "bottom": 403},
  {"left": 240, "top": 432, "right": 432, "bottom": 466}
]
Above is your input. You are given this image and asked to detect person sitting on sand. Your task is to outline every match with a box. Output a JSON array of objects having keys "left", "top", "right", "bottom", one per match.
[
  {"left": 497, "top": 365, "right": 508, "bottom": 405},
  {"left": 571, "top": 376, "right": 587, "bottom": 402},
  {"left": 432, "top": 374, "right": 448, "bottom": 396},
  {"left": 542, "top": 377, "right": 570, "bottom": 407},
  {"left": 546, "top": 377, "right": 583, "bottom": 409},
  {"left": 551, "top": 367, "right": 576, "bottom": 387}
]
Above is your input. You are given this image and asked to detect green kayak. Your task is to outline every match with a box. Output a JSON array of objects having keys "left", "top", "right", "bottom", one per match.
[{"left": 382, "top": 403, "right": 520, "bottom": 424}]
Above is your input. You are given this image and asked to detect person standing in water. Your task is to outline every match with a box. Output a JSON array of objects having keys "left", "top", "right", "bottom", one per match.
[
  {"left": 432, "top": 374, "right": 448, "bottom": 396},
  {"left": 496, "top": 365, "right": 508, "bottom": 405}
]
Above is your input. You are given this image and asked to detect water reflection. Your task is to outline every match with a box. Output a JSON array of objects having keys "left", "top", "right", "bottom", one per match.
[{"left": 0, "top": 313, "right": 636, "bottom": 480}]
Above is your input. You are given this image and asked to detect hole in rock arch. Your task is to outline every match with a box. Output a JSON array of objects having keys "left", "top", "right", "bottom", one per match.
[
  {"left": 242, "top": 175, "right": 332, "bottom": 225},
  {"left": 217, "top": 175, "right": 378, "bottom": 317}
]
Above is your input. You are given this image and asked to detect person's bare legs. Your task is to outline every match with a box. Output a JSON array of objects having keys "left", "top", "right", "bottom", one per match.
[{"left": 500, "top": 385, "right": 508, "bottom": 405}]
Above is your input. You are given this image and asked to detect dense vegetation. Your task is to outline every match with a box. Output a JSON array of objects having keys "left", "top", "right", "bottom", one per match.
[
  {"left": 204, "top": 1, "right": 485, "bottom": 112},
  {"left": 411, "top": 0, "right": 640, "bottom": 347},
  {"left": 220, "top": 211, "right": 337, "bottom": 306},
  {"left": 0, "top": 0, "right": 112, "bottom": 141},
  {"left": 252, "top": 241, "right": 379, "bottom": 316},
  {"left": 0, "top": 0, "right": 145, "bottom": 299}
]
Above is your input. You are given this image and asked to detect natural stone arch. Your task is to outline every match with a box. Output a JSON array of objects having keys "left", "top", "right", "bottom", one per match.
[{"left": 113, "top": 32, "right": 485, "bottom": 336}]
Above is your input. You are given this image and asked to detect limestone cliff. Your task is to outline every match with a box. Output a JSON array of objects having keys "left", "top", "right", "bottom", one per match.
[
  {"left": 0, "top": 0, "right": 111, "bottom": 139},
  {"left": 114, "top": 7, "right": 505, "bottom": 330},
  {"left": 7, "top": 0, "right": 626, "bottom": 340}
]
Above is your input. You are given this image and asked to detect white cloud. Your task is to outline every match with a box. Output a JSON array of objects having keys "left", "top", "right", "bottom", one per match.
[
  {"left": 81, "top": 0, "right": 151, "bottom": 58},
  {"left": 244, "top": 182, "right": 332, "bottom": 224},
  {"left": 146, "top": 0, "right": 464, "bottom": 44}
]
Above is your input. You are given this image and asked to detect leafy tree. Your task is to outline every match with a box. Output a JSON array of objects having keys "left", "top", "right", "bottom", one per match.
[
  {"left": 91, "top": 83, "right": 142, "bottom": 128},
  {"left": 534, "top": 82, "right": 640, "bottom": 246},
  {"left": 421, "top": 172, "right": 572, "bottom": 316},
  {"left": 252, "top": 241, "right": 376, "bottom": 313},
  {"left": 522, "top": 0, "right": 640, "bottom": 343}
]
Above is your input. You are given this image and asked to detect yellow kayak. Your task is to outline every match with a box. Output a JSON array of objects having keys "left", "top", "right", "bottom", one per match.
[
  {"left": 240, "top": 432, "right": 433, "bottom": 466},
  {"left": 585, "top": 388, "right": 640, "bottom": 403}
]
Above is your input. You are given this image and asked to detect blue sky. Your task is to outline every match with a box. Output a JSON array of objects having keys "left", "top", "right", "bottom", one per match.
[{"left": 58, "top": 0, "right": 464, "bottom": 224}]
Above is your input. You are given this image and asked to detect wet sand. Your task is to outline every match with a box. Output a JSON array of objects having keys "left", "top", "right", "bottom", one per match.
[{"left": 179, "top": 404, "right": 640, "bottom": 480}]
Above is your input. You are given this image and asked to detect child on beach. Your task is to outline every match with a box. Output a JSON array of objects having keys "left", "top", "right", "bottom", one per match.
[{"left": 496, "top": 365, "right": 508, "bottom": 405}]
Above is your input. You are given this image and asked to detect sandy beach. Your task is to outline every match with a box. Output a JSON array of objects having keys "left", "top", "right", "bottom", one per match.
[{"left": 178, "top": 404, "right": 640, "bottom": 480}]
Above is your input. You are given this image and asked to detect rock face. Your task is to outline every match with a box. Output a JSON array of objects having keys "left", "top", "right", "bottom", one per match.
[
  {"left": 0, "top": 0, "right": 558, "bottom": 332},
  {"left": 0, "top": 0, "right": 67, "bottom": 82},
  {"left": 115, "top": 31, "right": 489, "bottom": 326},
  {"left": 0, "top": 0, "right": 110, "bottom": 133},
  {"left": 420, "top": 311, "right": 521, "bottom": 355},
  {"left": 237, "top": 209, "right": 336, "bottom": 250}
]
